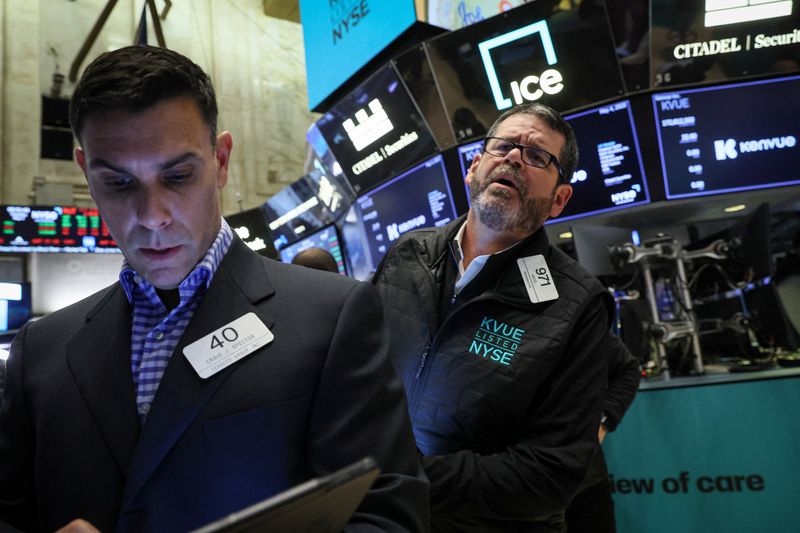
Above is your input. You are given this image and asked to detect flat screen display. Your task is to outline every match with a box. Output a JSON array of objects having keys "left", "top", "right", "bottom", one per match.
[
  {"left": 313, "top": 63, "right": 439, "bottom": 195},
  {"left": 457, "top": 139, "right": 484, "bottom": 178},
  {"left": 456, "top": 139, "right": 484, "bottom": 205},
  {"left": 393, "top": 46, "right": 456, "bottom": 149},
  {"left": 225, "top": 208, "right": 278, "bottom": 259},
  {"left": 653, "top": 75, "right": 800, "bottom": 199},
  {"left": 264, "top": 176, "right": 337, "bottom": 251},
  {"left": 278, "top": 225, "right": 347, "bottom": 276},
  {"left": 557, "top": 99, "right": 650, "bottom": 222},
  {"left": 299, "top": 0, "right": 417, "bottom": 111},
  {"left": 342, "top": 154, "right": 458, "bottom": 280},
  {"left": 425, "top": 1, "right": 625, "bottom": 142},
  {"left": 0, "top": 205, "right": 119, "bottom": 253},
  {"left": 651, "top": 0, "right": 800, "bottom": 88}
]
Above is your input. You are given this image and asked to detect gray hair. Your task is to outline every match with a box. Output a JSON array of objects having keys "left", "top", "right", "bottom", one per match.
[{"left": 486, "top": 102, "right": 579, "bottom": 182}]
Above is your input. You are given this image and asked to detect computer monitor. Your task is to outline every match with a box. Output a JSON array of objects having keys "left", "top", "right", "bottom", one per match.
[
  {"left": 341, "top": 154, "right": 458, "bottom": 280},
  {"left": 312, "top": 63, "right": 439, "bottom": 195},
  {"left": 225, "top": 208, "right": 278, "bottom": 260},
  {"left": 0, "top": 205, "right": 119, "bottom": 253},
  {"left": 264, "top": 176, "right": 337, "bottom": 252},
  {"left": 556, "top": 99, "right": 650, "bottom": 222},
  {"left": 653, "top": 74, "right": 800, "bottom": 199},
  {"left": 571, "top": 224, "right": 638, "bottom": 278},
  {"left": 689, "top": 203, "right": 773, "bottom": 284},
  {"left": 278, "top": 225, "right": 347, "bottom": 276}
]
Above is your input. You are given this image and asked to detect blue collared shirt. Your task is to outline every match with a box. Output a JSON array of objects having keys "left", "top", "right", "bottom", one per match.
[{"left": 119, "top": 218, "right": 233, "bottom": 423}]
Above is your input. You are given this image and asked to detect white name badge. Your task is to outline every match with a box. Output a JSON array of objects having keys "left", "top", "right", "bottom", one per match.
[
  {"left": 183, "top": 312, "right": 274, "bottom": 379},
  {"left": 517, "top": 255, "right": 559, "bottom": 304}
]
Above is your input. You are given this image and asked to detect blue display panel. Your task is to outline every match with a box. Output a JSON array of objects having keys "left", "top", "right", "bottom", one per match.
[
  {"left": 424, "top": 1, "right": 624, "bottom": 142},
  {"left": 299, "top": 0, "right": 417, "bottom": 111},
  {"left": 653, "top": 75, "right": 800, "bottom": 199},
  {"left": 278, "top": 225, "right": 347, "bottom": 276},
  {"left": 558, "top": 99, "right": 650, "bottom": 222},
  {"left": 312, "top": 63, "right": 439, "bottom": 195},
  {"left": 342, "top": 154, "right": 458, "bottom": 280},
  {"left": 0, "top": 205, "right": 119, "bottom": 253}
]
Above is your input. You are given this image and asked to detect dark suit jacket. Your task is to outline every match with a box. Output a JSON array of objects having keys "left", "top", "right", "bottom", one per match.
[{"left": 0, "top": 238, "right": 428, "bottom": 532}]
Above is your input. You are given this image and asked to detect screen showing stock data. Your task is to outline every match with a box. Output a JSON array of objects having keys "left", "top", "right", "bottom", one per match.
[
  {"left": 653, "top": 75, "right": 800, "bottom": 199},
  {"left": 0, "top": 205, "right": 119, "bottom": 253},
  {"left": 557, "top": 100, "right": 650, "bottom": 222},
  {"left": 342, "top": 154, "right": 458, "bottom": 280}
]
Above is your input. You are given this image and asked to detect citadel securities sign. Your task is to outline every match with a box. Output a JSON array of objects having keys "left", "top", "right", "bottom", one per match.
[
  {"left": 299, "top": 0, "right": 417, "bottom": 110},
  {"left": 651, "top": 0, "right": 800, "bottom": 86}
]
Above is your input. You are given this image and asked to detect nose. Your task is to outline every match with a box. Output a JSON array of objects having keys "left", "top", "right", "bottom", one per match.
[
  {"left": 136, "top": 186, "right": 172, "bottom": 231},
  {"left": 502, "top": 146, "right": 524, "bottom": 168}
]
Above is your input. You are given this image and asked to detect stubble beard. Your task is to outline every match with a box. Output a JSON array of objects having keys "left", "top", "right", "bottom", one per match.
[{"left": 469, "top": 164, "right": 555, "bottom": 235}]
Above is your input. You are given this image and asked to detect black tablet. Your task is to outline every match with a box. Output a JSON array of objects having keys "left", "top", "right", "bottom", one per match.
[{"left": 190, "top": 457, "right": 380, "bottom": 533}]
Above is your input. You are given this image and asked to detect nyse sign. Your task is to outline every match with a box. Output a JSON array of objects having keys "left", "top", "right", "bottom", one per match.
[{"left": 478, "top": 20, "right": 564, "bottom": 110}]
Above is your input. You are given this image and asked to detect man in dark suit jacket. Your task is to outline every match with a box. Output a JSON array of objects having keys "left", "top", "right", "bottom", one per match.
[{"left": 0, "top": 45, "right": 428, "bottom": 533}]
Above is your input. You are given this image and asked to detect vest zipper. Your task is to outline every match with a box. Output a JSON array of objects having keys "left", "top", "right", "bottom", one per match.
[{"left": 414, "top": 345, "right": 430, "bottom": 380}]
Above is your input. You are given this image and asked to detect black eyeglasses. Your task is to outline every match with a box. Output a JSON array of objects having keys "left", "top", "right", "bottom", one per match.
[{"left": 483, "top": 136, "right": 564, "bottom": 181}]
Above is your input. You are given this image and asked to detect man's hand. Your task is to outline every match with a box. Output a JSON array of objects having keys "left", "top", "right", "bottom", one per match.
[
  {"left": 598, "top": 425, "right": 608, "bottom": 444},
  {"left": 55, "top": 519, "right": 101, "bottom": 533}
]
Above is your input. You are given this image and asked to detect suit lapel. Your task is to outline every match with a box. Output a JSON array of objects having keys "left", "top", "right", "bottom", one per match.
[
  {"left": 65, "top": 285, "right": 140, "bottom": 476},
  {"left": 121, "top": 239, "right": 276, "bottom": 508}
]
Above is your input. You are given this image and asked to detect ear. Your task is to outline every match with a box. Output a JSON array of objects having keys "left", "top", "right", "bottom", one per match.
[
  {"left": 215, "top": 131, "right": 233, "bottom": 189},
  {"left": 465, "top": 152, "right": 482, "bottom": 187},
  {"left": 549, "top": 184, "right": 573, "bottom": 218},
  {"left": 75, "top": 146, "right": 87, "bottom": 174}
]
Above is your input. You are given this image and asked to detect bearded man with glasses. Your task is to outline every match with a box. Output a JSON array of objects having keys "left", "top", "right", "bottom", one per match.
[{"left": 373, "top": 102, "right": 628, "bottom": 532}]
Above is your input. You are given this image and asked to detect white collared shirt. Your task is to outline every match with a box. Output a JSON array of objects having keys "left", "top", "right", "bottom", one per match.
[{"left": 451, "top": 222, "right": 520, "bottom": 295}]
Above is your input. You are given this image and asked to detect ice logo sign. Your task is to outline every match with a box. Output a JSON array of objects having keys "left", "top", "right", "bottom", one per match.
[
  {"left": 478, "top": 20, "right": 564, "bottom": 110},
  {"left": 342, "top": 98, "right": 394, "bottom": 151},
  {"left": 704, "top": 0, "right": 793, "bottom": 27}
]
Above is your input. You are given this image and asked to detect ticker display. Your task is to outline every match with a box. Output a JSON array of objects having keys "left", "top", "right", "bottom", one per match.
[
  {"left": 653, "top": 75, "right": 800, "bottom": 199},
  {"left": 558, "top": 100, "right": 650, "bottom": 221},
  {"left": 0, "top": 205, "right": 119, "bottom": 253}
]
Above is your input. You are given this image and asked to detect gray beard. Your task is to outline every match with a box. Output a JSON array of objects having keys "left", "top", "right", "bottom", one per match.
[{"left": 469, "top": 165, "right": 555, "bottom": 235}]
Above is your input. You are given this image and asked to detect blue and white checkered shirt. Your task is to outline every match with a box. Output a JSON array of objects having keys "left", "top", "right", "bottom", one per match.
[{"left": 119, "top": 218, "right": 233, "bottom": 423}]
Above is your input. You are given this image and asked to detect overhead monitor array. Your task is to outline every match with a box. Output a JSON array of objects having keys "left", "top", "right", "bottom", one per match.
[{"left": 260, "top": 2, "right": 800, "bottom": 276}]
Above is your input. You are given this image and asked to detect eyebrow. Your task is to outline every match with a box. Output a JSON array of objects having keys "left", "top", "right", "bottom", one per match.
[{"left": 88, "top": 152, "right": 202, "bottom": 173}]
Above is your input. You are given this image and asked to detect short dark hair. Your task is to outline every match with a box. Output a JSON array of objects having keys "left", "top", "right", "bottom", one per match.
[
  {"left": 70, "top": 45, "right": 218, "bottom": 145},
  {"left": 485, "top": 102, "right": 579, "bottom": 182},
  {"left": 291, "top": 247, "right": 339, "bottom": 273}
]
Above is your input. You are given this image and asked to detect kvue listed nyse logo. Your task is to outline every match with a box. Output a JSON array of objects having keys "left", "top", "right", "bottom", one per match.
[{"left": 479, "top": 20, "right": 564, "bottom": 110}]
